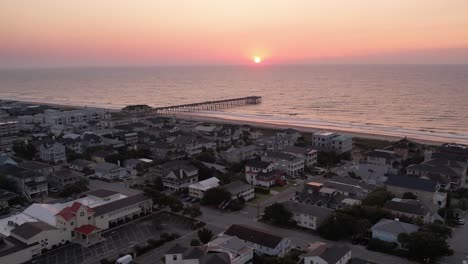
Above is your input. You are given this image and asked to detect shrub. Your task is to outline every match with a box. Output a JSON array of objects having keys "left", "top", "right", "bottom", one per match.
[
  {"left": 254, "top": 187, "right": 270, "bottom": 194},
  {"left": 190, "top": 239, "right": 200, "bottom": 246},
  {"left": 367, "top": 238, "right": 398, "bottom": 254}
]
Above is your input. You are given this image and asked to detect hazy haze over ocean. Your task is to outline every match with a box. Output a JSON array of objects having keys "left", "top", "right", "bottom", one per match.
[{"left": 0, "top": 65, "right": 467, "bottom": 143}]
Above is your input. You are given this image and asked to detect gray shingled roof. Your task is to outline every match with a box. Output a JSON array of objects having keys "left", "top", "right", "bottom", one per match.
[
  {"left": 305, "top": 244, "right": 351, "bottom": 263},
  {"left": 383, "top": 200, "right": 428, "bottom": 216},
  {"left": 281, "top": 201, "right": 333, "bottom": 219},
  {"left": 245, "top": 160, "right": 271, "bottom": 169},
  {"left": 11, "top": 221, "right": 56, "bottom": 239},
  {"left": 371, "top": 219, "right": 419, "bottom": 235},
  {"left": 224, "top": 224, "right": 284, "bottom": 249},
  {"left": 385, "top": 175, "right": 437, "bottom": 192}
]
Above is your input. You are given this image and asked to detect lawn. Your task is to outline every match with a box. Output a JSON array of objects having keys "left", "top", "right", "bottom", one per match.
[{"left": 248, "top": 192, "right": 272, "bottom": 205}]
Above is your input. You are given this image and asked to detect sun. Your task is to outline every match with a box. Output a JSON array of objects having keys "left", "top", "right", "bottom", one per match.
[{"left": 253, "top": 56, "right": 262, "bottom": 64}]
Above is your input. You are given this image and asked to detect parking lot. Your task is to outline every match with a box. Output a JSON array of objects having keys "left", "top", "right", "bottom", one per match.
[{"left": 29, "top": 213, "right": 196, "bottom": 264}]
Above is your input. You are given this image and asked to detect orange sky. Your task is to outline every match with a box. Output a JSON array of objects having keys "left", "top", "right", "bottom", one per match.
[{"left": 1, "top": 0, "right": 468, "bottom": 67}]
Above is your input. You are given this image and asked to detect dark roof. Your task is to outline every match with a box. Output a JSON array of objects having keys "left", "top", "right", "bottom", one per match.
[
  {"left": 86, "top": 189, "right": 119, "bottom": 198},
  {"left": 383, "top": 200, "right": 428, "bottom": 216},
  {"left": 224, "top": 224, "right": 284, "bottom": 248},
  {"left": 18, "top": 161, "right": 52, "bottom": 171},
  {"left": 199, "top": 252, "right": 230, "bottom": 264},
  {"left": 93, "top": 193, "right": 151, "bottom": 216},
  {"left": 245, "top": 160, "right": 271, "bottom": 169},
  {"left": 11, "top": 221, "right": 56, "bottom": 239},
  {"left": 160, "top": 160, "right": 191, "bottom": 170},
  {"left": 281, "top": 201, "right": 333, "bottom": 219},
  {"left": 53, "top": 169, "right": 83, "bottom": 179},
  {"left": 0, "top": 164, "right": 40, "bottom": 179},
  {"left": 305, "top": 244, "right": 351, "bottom": 263},
  {"left": 385, "top": 175, "right": 437, "bottom": 192}
]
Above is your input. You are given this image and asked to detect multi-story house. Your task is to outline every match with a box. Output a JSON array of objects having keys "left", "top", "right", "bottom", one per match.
[
  {"left": 60, "top": 137, "right": 83, "bottom": 154},
  {"left": 39, "top": 142, "right": 66, "bottom": 163},
  {"left": 244, "top": 160, "right": 286, "bottom": 188},
  {"left": 173, "top": 135, "right": 203, "bottom": 156},
  {"left": 220, "top": 145, "right": 259, "bottom": 163},
  {"left": 312, "top": 132, "right": 353, "bottom": 154},
  {"left": 261, "top": 151, "right": 304, "bottom": 177},
  {"left": 223, "top": 224, "right": 291, "bottom": 257},
  {"left": 0, "top": 121, "right": 18, "bottom": 136},
  {"left": 94, "top": 162, "right": 128, "bottom": 180},
  {"left": 281, "top": 201, "right": 333, "bottom": 230},
  {"left": 48, "top": 169, "right": 84, "bottom": 191},
  {"left": 331, "top": 135, "right": 353, "bottom": 154},
  {"left": 407, "top": 158, "right": 467, "bottom": 190},
  {"left": 162, "top": 164, "right": 199, "bottom": 192},
  {"left": 0, "top": 164, "right": 48, "bottom": 200},
  {"left": 37, "top": 109, "right": 111, "bottom": 126},
  {"left": 282, "top": 146, "right": 318, "bottom": 168},
  {"left": 385, "top": 175, "right": 447, "bottom": 208}
]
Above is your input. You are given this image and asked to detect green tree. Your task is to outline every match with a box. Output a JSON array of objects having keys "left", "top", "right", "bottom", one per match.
[
  {"left": 190, "top": 239, "right": 200, "bottom": 246},
  {"left": 362, "top": 188, "right": 394, "bottom": 207},
  {"left": 168, "top": 198, "right": 183, "bottom": 212},
  {"left": 402, "top": 192, "right": 417, "bottom": 200},
  {"left": 457, "top": 198, "right": 468, "bottom": 210},
  {"left": 197, "top": 227, "right": 214, "bottom": 244},
  {"left": 183, "top": 205, "right": 202, "bottom": 218},
  {"left": 13, "top": 141, "right": 37, "bottom": 160},
  {"left": 195, "top": 151, "right": 216, "bottom": 163},
  {"left": 262, "top": 203, "right": 294, "bottom": 226},
  {"left": 0, "top": 175, "right": 17, "bottom": 192},
  {"left": 398, "top": 232, "right": 453, "bottom": 262},
  {"left": 419, "top": 223, "right": 452, "bottom": 239},
  {"left": 317, "top": 212, "right": 364, "bottom": 241},
  {"left": 201, "top": 187, "right": 231, "bottom": 206}
]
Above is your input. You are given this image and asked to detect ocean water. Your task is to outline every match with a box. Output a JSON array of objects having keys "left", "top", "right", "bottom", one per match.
[{"left": 0, "top": 65, "right": 467, "bottom": 143}]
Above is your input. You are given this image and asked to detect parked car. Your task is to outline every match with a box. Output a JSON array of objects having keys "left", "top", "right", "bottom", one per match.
[
  {"left": 11, "top": 204, "right": 22, "bottom": 209},
  {"left": 457, "top": 218, "right": 465, "bottom": 225},
  {"left": 49, "top": 188, "right": 59, "bottom": 193}
]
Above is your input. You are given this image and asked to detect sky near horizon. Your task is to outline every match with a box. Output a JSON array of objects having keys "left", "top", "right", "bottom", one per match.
[{"left": 1, "top": 1, "right": 468, "bottom": 67}]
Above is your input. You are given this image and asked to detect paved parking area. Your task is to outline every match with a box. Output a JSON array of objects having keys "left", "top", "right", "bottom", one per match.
[{"left": 29, "top": 217, "right": 163, "bottom": 264}]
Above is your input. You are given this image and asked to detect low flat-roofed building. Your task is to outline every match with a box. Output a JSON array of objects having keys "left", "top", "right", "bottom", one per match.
[
  {"left": 223, "top": 181, "right": 254, "bottom": 201},
  {"left": 188, "top": 177, "right": 220, "bottom": 199}
]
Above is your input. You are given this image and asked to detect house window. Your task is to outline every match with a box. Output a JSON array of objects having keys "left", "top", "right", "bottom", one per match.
[
  {"left": 80, "top": 212, "right": 85, "bottom": 217},
  {"left": 70, "top": 221, "right": 74, "bottom": 226},
  {"left": 173, "top": 255, "right": 177, "bottom": 260}
]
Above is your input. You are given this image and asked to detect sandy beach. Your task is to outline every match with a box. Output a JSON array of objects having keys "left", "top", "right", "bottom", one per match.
[
  {"left": 1, "top": 99, "right": 450, "bottom": 146},
  {"left": 173, "top": 112, "right": 446, "bottom": 146}
]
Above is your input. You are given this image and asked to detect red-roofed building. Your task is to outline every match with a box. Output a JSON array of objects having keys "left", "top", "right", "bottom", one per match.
[
  {"left": 74, "top": 224, "right": 100, "bottom": 245},
  {"left": 55, "top": 202, "right": 100, "bottom": 245}
]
